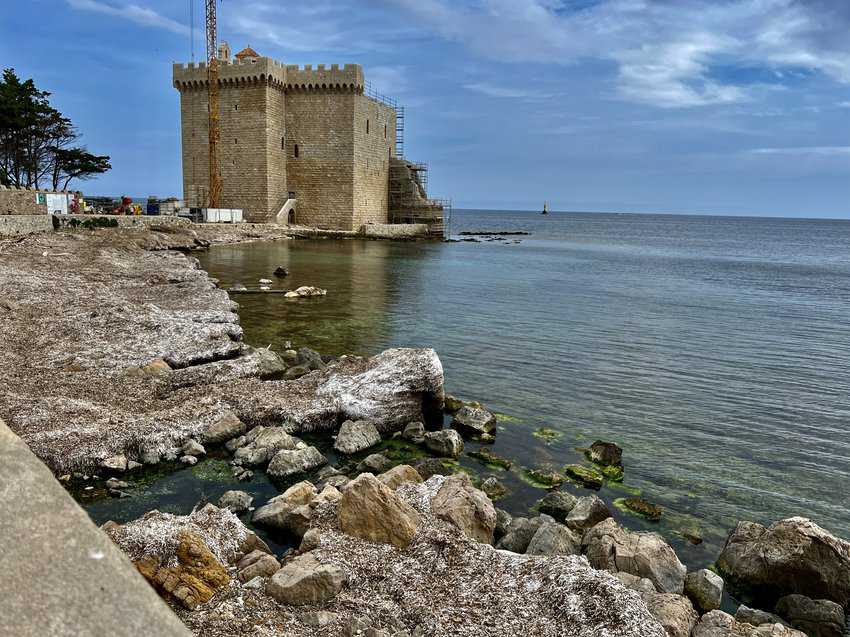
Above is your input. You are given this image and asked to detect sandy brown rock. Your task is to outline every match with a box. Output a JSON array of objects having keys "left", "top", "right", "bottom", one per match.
[
  {"left": 430, "top": 473, "right": 497, "bottom": 544},
  {"left": 338, "top": 474, "right": 421, "bottom": 549},
  {"left": 378, "top": 464, "right": 423, "bottom": 490}
]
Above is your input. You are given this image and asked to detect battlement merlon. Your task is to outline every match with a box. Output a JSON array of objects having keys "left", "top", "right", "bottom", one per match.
[{"left": 172, "top": 57, "right": 364, "bottom": 92}]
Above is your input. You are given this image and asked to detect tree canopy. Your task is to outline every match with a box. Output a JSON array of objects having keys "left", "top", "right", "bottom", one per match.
[{"left": 0, "top": 68, "right": 110, "bottom": 191}]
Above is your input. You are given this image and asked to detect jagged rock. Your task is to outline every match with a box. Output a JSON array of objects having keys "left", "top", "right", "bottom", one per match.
[
  {"left": 357, "top": 453, "right": 392, "bottom": 474},
  {"left": 233, "top": 426, "right": 300, "bottom": 467},
  {"left": 253, "top": 481, "right": 317, "bottom": 536},
  {"left": 324, "top": 475, "right": 350, "bottom": 490},
  {"left": 313, "top": 484, "right": 343, "bottom": 507},
  {"left": 266, "top": 553, "right": 347, "bottom": 606},
  {"left": 225, "top": 435, "right": 247, "bottom": 453},
  {"left": 182, "top": 439, "right": 206, "bottom": 457},
  {"left": 586, "top": 440, "right": 622, "bottom": 466},
  {"left": 134, "top": 531, "right": 230, "bottom": 610},
  {"left": 496, "top": 516, "right": 546, "bottom": 554},
  {"left": 583, "top": 518, "right": 687, "bottom": 594},
  {"left": 100, "top": 454, "right": 128, "bottom": 473},
  {"left": 402, "top": 421, "right": 425, "bottom": 444},
  {"left": 536, "top": 491, "right": 578, "bottom": 522},
  {"left": 180, "top": 455, "right": 198, "bottom": 466},
  {"left": 237, "top": 550, "right": 281, "bottom": 583},
  {"left": 201, "top": 412, "right": 247, "bottom": 445},
  {"left": 267, "top": 446, "right": 327, "bottom": 479},
  {"left": 564, "top": 494, "right": 611, "bottom": 532},
  {"left": 525, "top": 516, "right": 581, "bottom": 556},
  {"left": 644, "top": 593, "right": 699, "bottom": 637},
  {"left": 334, "top": 420, "right": 381, "bottom": 454},
  {"left": 775, "top": 594, "right": 845, "bottom": 637},
  {"left": 379, "top": 465, "right": 423, "bottom": 490},
  {"left": 685, "top": 568, "right": 724, "bottom": 612},
  {"left": 717, "top": 517, "right": 850, "bottom": 607},
  {"left": 423, "top": 430, "right": 463, "bottom": 458},
  {"left": 736, "top": 606, "right": 789, "bottom": 627},
  {"left": 451, "top": 406, "right": 496, "bottom": 436},
  {"left": 430, "top": 473, "right": 496, "bottom": 544},
  {"left": 218, "top": 490, "right": 253, "bottom": 513},
  {"left": 616, "top": 572, "right": 658, "bottom": 596},
  {"left": 338, "top": 474, "right": 421, "bottom": 549}
]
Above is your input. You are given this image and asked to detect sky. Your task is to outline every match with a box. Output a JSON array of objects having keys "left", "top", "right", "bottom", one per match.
[{"left": 3, "top": 0, "right": 850, "bottom": 217}]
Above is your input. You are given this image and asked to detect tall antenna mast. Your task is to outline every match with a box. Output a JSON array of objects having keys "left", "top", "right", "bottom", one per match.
[
  {"left": 205, "top": 0, "right": 222, "bottom": 209},
  {"left": 190, "top": 0, "right": 195, "bottom": 62}
]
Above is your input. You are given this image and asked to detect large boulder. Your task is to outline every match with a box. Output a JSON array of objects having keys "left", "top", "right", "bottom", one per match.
[
  {"left": 266, "top": 553, "right": 347, "bottom": 606},
  {"left": 536, "top": 491, "right": 578, "bottom": 523},
  {"left": 232, "top": 426, "right": 300, "bottom": 466},
  {"left": 338, "top": 474, "right": 421, "bottom": 549},
  {"left": 451, "top": 406, "right": 496, "bottom": 436},
  {"left": 774, "top": 594, "right": 845, "bottom": 637},
  {"left": 525, "top": 517, "right": 581, "bottom": 556},
  {"left": 267, "top": 446, "right": 327, "bottom": 479},
  {"left": 430, "top": 474, "right": 496, "bottom": 544},
  {"left": 685, "top": 568, "right": 724, "bottom": 612},
  {"left": 423, "top": 430, "right": 463, "bottom": 458},
  {"left": 643, "top": 593, "right": 699, "bottom": 637},
  {"left": 716, "top": 517, "right": 850, "bottom": 607},
  {"left": 333, "top": 420, "right": 381, "bottom": 455},
  {"left": 378, "top": 465, "right": 423, "bottom": 491},
  {"left": 735, "top": 606, "right": 789, "bottom": 628},
  {"left": 134, "top": 531, "right": 230, "bottom": 610},
  {"left": 583, "top": 518, "right": 687, "bottom": 594},
  {"left": 564, "top": 494, "right": 611, "bottom": 532}
]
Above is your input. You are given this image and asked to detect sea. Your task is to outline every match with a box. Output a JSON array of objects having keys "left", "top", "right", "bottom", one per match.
[{"left": 84, "top": 209, "right": 850, "bottom": 588}]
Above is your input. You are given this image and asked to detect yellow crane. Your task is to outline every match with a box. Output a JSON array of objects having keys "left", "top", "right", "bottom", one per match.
[{"left": 205, "top": 0, "right": 222, "bottom": 209}]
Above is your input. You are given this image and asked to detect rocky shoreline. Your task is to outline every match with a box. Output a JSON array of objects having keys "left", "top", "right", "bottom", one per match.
[{"left": 2, "top": 225, "right": 849, "bottom": 636}]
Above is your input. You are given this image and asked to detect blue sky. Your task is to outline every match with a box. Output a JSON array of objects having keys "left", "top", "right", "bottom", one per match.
[{"left": 4, "top": 0, "right": 850, "bottom": 217}]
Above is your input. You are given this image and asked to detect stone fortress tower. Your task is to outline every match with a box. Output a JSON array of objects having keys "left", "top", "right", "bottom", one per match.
[{"left": 173, "top": 45, "right": 445, "bottom": 233}]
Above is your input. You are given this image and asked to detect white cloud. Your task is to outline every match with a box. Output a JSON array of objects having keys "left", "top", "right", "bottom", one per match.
[
  {"left": 66, "top": 0, "right": 188, "bottom": 35},
  {"left": 384, "top": 0, "right": 850, "bottom": 109},
  {"left": 748, "top": 146, "right": 850, "bottom": 156},
  {"left": 463, "top": 83, "right": 533, "bottom": 99}
]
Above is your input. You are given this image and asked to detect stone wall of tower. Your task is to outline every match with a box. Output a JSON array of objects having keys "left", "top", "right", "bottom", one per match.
[
  {"left": 352, "top": 96, "right": 396, "bottom": 228},
  {"left": 174, "top": 59, "right": 287, "bottom": 223},
  {"left": 284, "top": 90, "right": 356, "bottom": 230}
]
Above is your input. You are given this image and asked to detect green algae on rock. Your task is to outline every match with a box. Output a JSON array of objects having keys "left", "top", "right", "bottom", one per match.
[
  {"left": 563, "top": 464, "right": 604, "bottom": 489},
  {"left": 521, "top": 467, "right": 567, "bottom": 489},
  {"left": 467, "top": 448, "right": 513, "bottom": 471},
  {"left": 615, "top": 497, "right": 663, "bottom": 521},
  {"left": 601, "top": 464, "right": 625, "bottom": 482},
  {"left": 532, "top": 428, "right": 564, "bottom": 444}
]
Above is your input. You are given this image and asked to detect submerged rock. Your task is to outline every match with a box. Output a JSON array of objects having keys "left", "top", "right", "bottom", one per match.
[
  {"left": 616, "top": 497, "right": 663, "bottom": 521},
  {"left": 480, "top": 476, "right": 508, "bottom": 500},
  {"left": 586, "top": 440, "right": 622, "bottom": 466},
  {"left": 334, "top": 420, "right": 381, "bottom": 454},
  {"left": 563, "top": 464, "right": 604, "bottom": 489},
  {"left": 468, "top": 448, "right": 512, "bottom": 470},
  {"left": 716, "top": 517, "right": 850, "bottom": 607},
  {"left": 583, "top": 518, "right": 687, "bottom": 594}
]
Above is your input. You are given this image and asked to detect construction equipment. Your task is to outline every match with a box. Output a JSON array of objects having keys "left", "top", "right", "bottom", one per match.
[{"left": 206, "top": 0, "right": 222, "bottom": 209}]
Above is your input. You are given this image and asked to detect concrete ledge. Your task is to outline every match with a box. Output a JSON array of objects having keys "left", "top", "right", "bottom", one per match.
[
  {"left": 0, "top": 419, "right": 190, "bottom": 637},
  {"left": 0, "top": 215, "right": 54, "bottom": 237}
]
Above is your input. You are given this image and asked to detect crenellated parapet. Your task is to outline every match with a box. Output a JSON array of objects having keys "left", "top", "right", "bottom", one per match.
[
  {"left": 173, "top": 57, "right": 287, "bottom": 91},
  {"left": 172, "top": 57, "right": 363, "bottom": 93}
]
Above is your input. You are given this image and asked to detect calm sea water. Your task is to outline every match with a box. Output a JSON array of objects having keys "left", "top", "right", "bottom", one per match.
[{"left": 93, "top": 210, "right": 850, "bottom": 583}]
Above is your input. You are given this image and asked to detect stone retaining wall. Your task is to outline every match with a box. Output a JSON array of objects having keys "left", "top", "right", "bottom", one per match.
[
  {"left": 0, "top": 215, "right": 54, "bottom": 237},
  {"left": 361, "top": 223, "right": 431, "bottom": 240}
]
